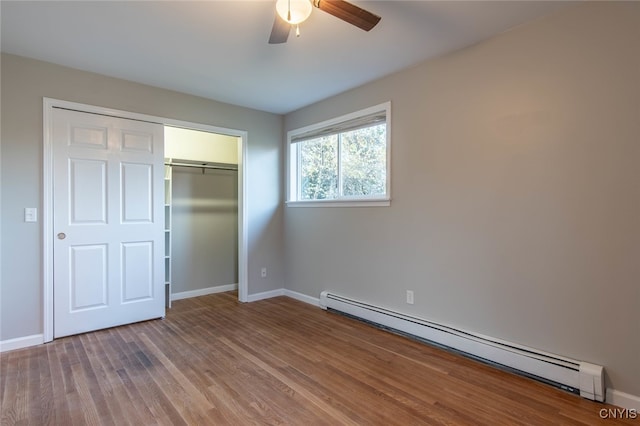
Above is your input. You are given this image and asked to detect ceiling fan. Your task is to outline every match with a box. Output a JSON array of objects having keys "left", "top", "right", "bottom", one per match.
[{"left": 269, "top": 0, "right": 381, "bottom": 44}]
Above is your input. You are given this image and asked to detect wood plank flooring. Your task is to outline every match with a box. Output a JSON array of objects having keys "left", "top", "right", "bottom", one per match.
[{"left": 0, "top": 292, "right": 635, "bottom": 425}]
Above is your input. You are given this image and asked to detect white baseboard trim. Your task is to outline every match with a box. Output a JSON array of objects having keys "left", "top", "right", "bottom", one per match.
[
  {"left": 607, "top": 388, "right": 640, "bottom": 410},
  {"left": 246, "top": 288, "right": 285, "bottom": 302},
  {"left": 0, "top": 334, "right": 44, "bottom": 353},
  {"left": 284, "top": 289, "right": 321, "bottom": 307},
  {"left": 245, "top": 288, "right": 321, "bottom": 306},
  {"left": 171, "top": 284, "right": 238, "bottom": 301}
]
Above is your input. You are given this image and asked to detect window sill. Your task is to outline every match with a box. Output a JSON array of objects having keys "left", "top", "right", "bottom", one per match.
[{"left": 286, "top": 199, "right": 390, "bottom": 208}]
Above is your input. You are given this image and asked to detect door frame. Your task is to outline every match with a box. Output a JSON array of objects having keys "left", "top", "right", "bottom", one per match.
[{"left": 43, "top": 98, "right": 249, "bottom": 342}]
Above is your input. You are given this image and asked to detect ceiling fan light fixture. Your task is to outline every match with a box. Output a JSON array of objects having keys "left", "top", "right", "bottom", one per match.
[{"left": 275, "top": 0, "right": 312, "bottom": 25}]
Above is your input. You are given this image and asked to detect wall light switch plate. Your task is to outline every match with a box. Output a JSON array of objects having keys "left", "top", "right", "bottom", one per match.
[
  {"left": 406, "top": 290, "right": 414, "bottom": 305},
  {"left": 24, "top": 207, "right": 37, "bottom": 223}
]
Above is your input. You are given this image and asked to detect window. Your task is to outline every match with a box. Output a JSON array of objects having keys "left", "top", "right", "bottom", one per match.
[{"left": 287, "top": 102, "right": 390, "bottom": 206}]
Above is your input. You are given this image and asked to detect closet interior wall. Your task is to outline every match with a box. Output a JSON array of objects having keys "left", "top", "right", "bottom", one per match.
[{"left": 170, "top": 164, "right": 239, "bottom": 296}]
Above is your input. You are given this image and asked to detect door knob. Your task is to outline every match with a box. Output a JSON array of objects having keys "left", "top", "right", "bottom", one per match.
[{"left": 57, "top": 232, "right": 66, "bottom": 240}]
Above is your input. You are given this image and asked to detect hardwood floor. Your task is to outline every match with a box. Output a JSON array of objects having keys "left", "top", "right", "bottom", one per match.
[{"left": 0, "top": 292, "right": 635, "bottom": 425}]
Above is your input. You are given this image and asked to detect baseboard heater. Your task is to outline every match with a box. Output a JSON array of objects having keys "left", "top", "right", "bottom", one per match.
[{"left": 319, "top": 291, "right": 604, "bottom": 402}]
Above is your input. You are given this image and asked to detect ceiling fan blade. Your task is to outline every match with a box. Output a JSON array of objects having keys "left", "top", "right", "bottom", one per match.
[
  {"left": 268, "top": 14, "right": 290, "bottom": 44},
  {"left": 313, "top": 0, "right": 381, "bottom": 32}
]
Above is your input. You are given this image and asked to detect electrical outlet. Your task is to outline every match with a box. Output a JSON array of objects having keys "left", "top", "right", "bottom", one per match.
[
  {"left": 261, "top": 267, "right": 267, "bottom": 278},
  {"left": 406, "top": 290, "right": 414, "bottom": 305}
]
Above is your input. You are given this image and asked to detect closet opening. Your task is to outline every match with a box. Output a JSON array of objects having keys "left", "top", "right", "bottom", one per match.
[{"left": 164, "top": 126, "right": 241, "bottom": 307}]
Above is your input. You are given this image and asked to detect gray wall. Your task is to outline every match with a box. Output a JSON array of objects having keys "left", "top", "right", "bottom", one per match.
[
  {"left": 171, "top": 167, "right": 238, "bottom": 293},
  {"left": 0, "top": 53, "right": 284, "bottom": 340},
  {"left": 284, "top": 2, "right": 640, "bottom": 396}
]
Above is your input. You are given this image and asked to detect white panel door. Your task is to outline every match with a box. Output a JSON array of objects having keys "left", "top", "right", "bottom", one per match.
[{"left": 52, "top": 108, "right": 165, "bottom": 338}]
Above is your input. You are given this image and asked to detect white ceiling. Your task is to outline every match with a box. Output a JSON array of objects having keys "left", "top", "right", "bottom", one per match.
[{"left": 1, "top": 1, "right": 570, "bottom": 114}]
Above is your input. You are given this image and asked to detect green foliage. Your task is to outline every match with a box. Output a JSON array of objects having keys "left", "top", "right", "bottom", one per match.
[
  {"left": 298, "top": 124, "right": 386, "bottom": 200},
  {"left": 341, "top": 125, "right": 386, "bottom": 197},
  {"left": 299, "top": 135, "right": 338, "bottom": 200}
]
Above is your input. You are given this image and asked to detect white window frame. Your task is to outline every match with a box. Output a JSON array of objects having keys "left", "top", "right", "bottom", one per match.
[{"left": 286, "top": 102, "right": 391, "bottom": 207}]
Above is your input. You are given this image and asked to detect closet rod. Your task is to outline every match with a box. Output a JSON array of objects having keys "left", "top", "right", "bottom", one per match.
[{"left": 165, "top": 162, "right": 238, "bottom": 171}]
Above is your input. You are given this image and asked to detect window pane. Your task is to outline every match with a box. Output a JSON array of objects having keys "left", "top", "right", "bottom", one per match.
[
  {"left": 340, "top": 124, "right": 386, "bottom": 197},
  {"left": 299, "top": 135, "right": 338, "bottom": 200}
]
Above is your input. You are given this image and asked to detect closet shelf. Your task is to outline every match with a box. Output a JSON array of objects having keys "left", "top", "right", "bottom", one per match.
[{"left": 164, "top": 162, "right": 172, "bottom": 309}]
